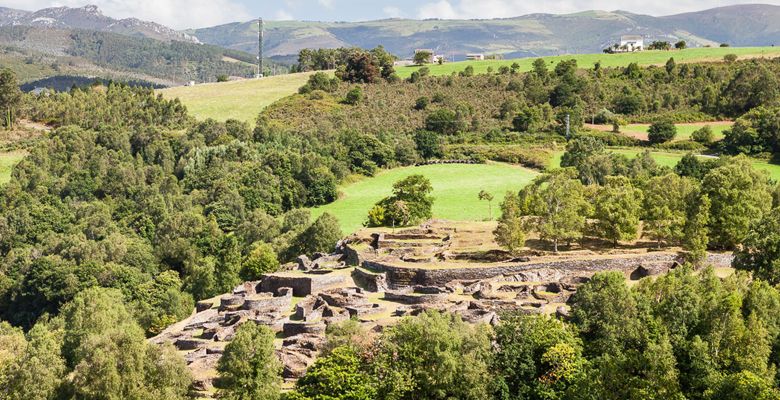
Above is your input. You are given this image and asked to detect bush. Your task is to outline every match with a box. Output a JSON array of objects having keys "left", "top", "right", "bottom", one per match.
[
  {"left": 724, "top": 54, "right": 738, "bottom": 63},
  {"left": 593, "top": 108, "right": 617, "bottom": 125},
  {"left": 216, "top": 74, "right": 229, "bottom": 82},
  {"left": 414, "top": 96, "right": 429, "bottom": 110},
  {"left": 648, "top": 120, "right": 677, "bottom": 144},
  {"left": 691, "top": 126, "right": 715, "bottom": 144},
  {"left": 345, "top": 87, "right": 363, "bottom": 105},
  {"left": 425, "top": 109, "right": 461, "bottom": 135},
  {"left": 655, "top": 140, "right": 706, "bottom": 151},
  {"left": 576, "top": 131, "right": 640, "bottom": 147}
]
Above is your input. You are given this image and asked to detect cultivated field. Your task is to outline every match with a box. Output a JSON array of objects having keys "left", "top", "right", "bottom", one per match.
[
  {"left": 396, "top": 46, "right": 780, "bottom": 78},
  {"left": 158, "top": 71, "right": 326, "bottom": 123},
  {"left": 311, "top": 162, "right": 538, "bottom": 234}
]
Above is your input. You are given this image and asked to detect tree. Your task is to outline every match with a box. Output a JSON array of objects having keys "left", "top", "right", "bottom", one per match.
[
  {"left": 674, "top": 40, "right": 687, "bottom": 50},
  {"left": 478, "top": 190, "right": 494, "bottom": 220},
  {"left": 734, "top": 208, "right": 780, "bottom": 284},
  {"left": 1, "top": 322, "right": 66, "bottom": 400},
  {"left": 292, "top": 346, "right": 376, "bottom": 400},
  {"left": 425, "top": 108, "right": 462, "bottom": 135},
  {"left": 648, "top": 120, "right": 677, "bottom": 144},
  {"left": 414, "top": 130, "right": 442, "bottom": 160},
  {"left": 63, "top": 288, "right": 191, "bottom": 399},
  {"left": 683, "top": 194, "right": 710, "bottom": 264},
  {"left": 294, "top": 213, "right": 343, "bottom": 256},
  {"left": 373, "top": 311, "right": 492, "bottom": 400},
  {"left": 217, "top": 322, "right": 282, "bottom": 400},
  {"left": 560, "top": 136, "right": 614, "bottom": 185},
  {"left": 702, "top": 156, "right": 772, "bottom": 249},
  {"left": 691, "top": 125, "right": 714, "bottom": 144},
  {"left": 648, "top": 41, "right": 672, "bottom": 50},
  {"left": 242, "top": 242, "right": 280, "bottom": 280},
  {"left": 0, "top": 68, "right": 22, "bottom": 129},
  {"left": 643, "top": 173, "right": 698, "bottom": 248},
  {"left": 337, "top": 51, "right": 381, "bottom": 83},
  {"left": 593, "top": 176, "right": 643, "bottom": 246},
  {"left": 492, "top": 314, "right": 585, "bottom": 400},
  {"left": 413, "top": 50, "right": 432, "bottom": 65},
  {"left": 494, "top": 192, "right": 526, "bottom": 254},
  {"left": 388, "top": 174, "right": 434, "bottom": 223},
  {"left": 522, "top": 170, "right": 590, "bottom": 252}
]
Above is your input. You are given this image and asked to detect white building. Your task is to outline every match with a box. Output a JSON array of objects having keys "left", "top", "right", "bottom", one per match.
[
  {"left": 466, "top": 54, "right": 485, "bottom": 61},
  {"left": 619, "top": 35, "right": 644, "bottom": 52}
]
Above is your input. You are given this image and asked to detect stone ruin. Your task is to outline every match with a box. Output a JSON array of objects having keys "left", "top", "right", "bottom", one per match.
[{"left": 152, "top": 221, "right": 735, "bottom": 398}]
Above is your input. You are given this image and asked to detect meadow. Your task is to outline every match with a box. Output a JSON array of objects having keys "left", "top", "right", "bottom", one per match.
[
  {"left": 396, "top": 46, "right": 780, "bottom": 78},
  {"left": 158, "top": 71, "right": 325, "bottom": 123},
  {"left": 550, "top": 149, "right": 780, "bottom": 180},
  {"left": 311, "top": 162, "right": 538, "bottom": 234},
  {"left": 589, "top": 122, "right": 733, "bottom": 141}
]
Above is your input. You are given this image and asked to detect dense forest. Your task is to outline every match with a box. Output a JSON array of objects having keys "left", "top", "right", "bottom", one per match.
[{"left": 3, "top": 49, "right": 780, "bottom": 398}]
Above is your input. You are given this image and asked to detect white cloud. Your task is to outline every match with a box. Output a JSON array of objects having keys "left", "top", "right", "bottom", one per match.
[
  {"left": 274, "top": 9, "right": 294, "bottom": 20},
  {"left": 317, "top": 0, "right": 334, "bottom": 8},
  {"left": 416, "top": 0, "right": 780, "bottom": 19},
  {"left": 382, "top": 6, "right": 402, "bottom": 18},
  {"left": 0, "top": 0, "right": 252, "bottom": 29}
]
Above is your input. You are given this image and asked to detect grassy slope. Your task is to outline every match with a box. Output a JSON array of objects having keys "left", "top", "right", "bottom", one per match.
[
  {"left": 311, "top": 163, "right": 538, "bottom": 234},
  {"left": 157, "top": 72, "right": 325, "bottom": 123},
  {"left": 551, "top": 149, "right": 780, "bottom": 180},
  {"left": 396, "top": 47, "right": 780, "bottom": 78},
  {"left": 162, "top": 47, "right": 780, "bottom": 123},
  {"left": 0, "top": 151, "right": 26, "bottom": 185}
]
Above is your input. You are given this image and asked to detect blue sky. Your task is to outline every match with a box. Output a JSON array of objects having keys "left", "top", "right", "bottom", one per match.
[{"left": 2, "top": 0, "right": 779, "bottom": 29}]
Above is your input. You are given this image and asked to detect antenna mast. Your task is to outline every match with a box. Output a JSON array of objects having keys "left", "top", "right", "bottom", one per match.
[{"left": 257, "top": 18, "right": 264, "bottom": 78}]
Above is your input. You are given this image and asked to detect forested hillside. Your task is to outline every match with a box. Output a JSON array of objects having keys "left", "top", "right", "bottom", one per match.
[{"left": 0, "top": 26, "right": 268, "bottom": 85}]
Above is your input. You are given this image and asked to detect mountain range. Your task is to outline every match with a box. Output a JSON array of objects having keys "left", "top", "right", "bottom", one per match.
[
  {"left": 190, "top": 4, "right": 780, "bottom": 59},
  {"left": 0, "top": 4, "right": 199, "bottom": 44}
]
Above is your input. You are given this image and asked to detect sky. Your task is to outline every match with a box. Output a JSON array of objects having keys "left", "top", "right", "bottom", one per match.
[{"left": 1, "top": 0, "right": 779, "bottom": 29}]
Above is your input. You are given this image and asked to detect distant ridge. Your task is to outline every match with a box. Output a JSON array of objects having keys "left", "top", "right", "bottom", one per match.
[
  {"left": 0, "top": 4, "right": 200, "bottom": 43},
  {"left": 190, "top": 4, "right": 780, "bottom": 59}
]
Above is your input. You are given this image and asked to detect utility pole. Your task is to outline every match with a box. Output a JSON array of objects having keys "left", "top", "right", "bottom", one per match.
[
  {"left": 565, "top": 114, "right": 571, "bottom": 139},
  {"left": 257, "top": 18, "right": 264, "bottom": 78}
]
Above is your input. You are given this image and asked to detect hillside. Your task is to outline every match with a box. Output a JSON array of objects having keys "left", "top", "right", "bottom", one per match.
[
  {"left": 0, "top": 4, "right": 199, "bottom": 43},
  {"left": 0, "top": 25, "right": 259, "bottom": 86},
  {"left": 192, "top": 4, "right": 780, "bottom": 59},
  {"left": 164, "top": 47, "right": 780, "bottom": 124}
]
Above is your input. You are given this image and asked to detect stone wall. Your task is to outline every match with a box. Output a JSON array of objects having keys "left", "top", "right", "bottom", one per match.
[
  {"left": 366, "top": 252, "right": 734, "bottom": 289},
  {"left": 259, "top": 273, "right": 348, "bottom": 296}
]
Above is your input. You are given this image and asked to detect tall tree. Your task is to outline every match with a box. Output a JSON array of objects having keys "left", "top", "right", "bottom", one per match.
[
  {"left": 0, "top": 68, "right": 22, "bottom": 129},
  {"left": 217, "top": 322, "right": 282, "bottom": 400},
  {"left": 643, "top": 173, "right": 698, "bottom": 248},
  {"left": 593, "top": 176, "right": 643, "bottom": 246}
]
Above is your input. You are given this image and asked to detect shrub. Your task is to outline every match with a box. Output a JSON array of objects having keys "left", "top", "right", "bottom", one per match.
[
  {"left": 724, "top": 54, "right": 738, "bottom": 63},
  {"left": 345, "top": 87, "right": 363, "bottom": 105},
  {"left": 414, "top": 96, "right": 429, "bottom": 110},
  {"left": 593, "top": 108, "right": 616, "bottom": 124},
  {"left": 648, "top": 120, "right": 677, "bottom": 143},
  {"left": 425, "top": 109, "right": 461, "bottom": 135},
  {"left": 691, "top": 126, "right": 715, "bottom": 144},
  {"left": 216, "top": 74, "right": 229, "bottom": 82}
]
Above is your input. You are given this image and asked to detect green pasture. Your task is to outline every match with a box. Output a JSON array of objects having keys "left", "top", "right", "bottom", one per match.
[
  {"left": 618, "top": 122, "right": 733, "bottom": 141},
  {"left": 158, "top": 71, "right": 325, "bottom": 123},
  {"left": 311, "top": 163, "right": 538, "bottom": 234},
  {"left": 396, "top": 47, "right": 780, "bottom": 78},
  {"left": 0, "top": 151, "right": 26, "bottom": 185}
]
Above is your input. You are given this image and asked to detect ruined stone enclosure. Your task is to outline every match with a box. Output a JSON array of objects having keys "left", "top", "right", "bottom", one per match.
[{"left": 152, "top": 220, "right": 733, "bottom": 397}]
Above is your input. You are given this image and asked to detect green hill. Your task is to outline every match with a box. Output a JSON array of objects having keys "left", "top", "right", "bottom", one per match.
[
  {"left": 162, "top": 47, "right": 780, "bottom": 124},
  {"left": 192, "top": 4, "right": 780, "bottom": 59}
]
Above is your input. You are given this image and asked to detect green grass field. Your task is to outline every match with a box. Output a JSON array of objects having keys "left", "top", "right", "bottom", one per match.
[
  {"left": 397, "top": 47, "right": 780, "bottom": 78},
  {"left": 551, "top": 149, "right": 780, "bottom": 180},
  {"left": 158, "top": 71, "right": 326, "bottom": 123},
  {"left": 311, "top": 163, "right": 538, "bottom": 234},
  {"left": 0, "top": 151, "right": 26, "bottom": 185},
  {"left": 616, "top": 122, "right": 732, "bottom": 141}
]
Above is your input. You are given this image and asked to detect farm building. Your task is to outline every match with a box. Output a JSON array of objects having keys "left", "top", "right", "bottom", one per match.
[
  {"left": 619, "top": 35, "right": 644, "bottom": 52},
  {"left": 466, "top": 54, "right": 485, "bottom": 61}
]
